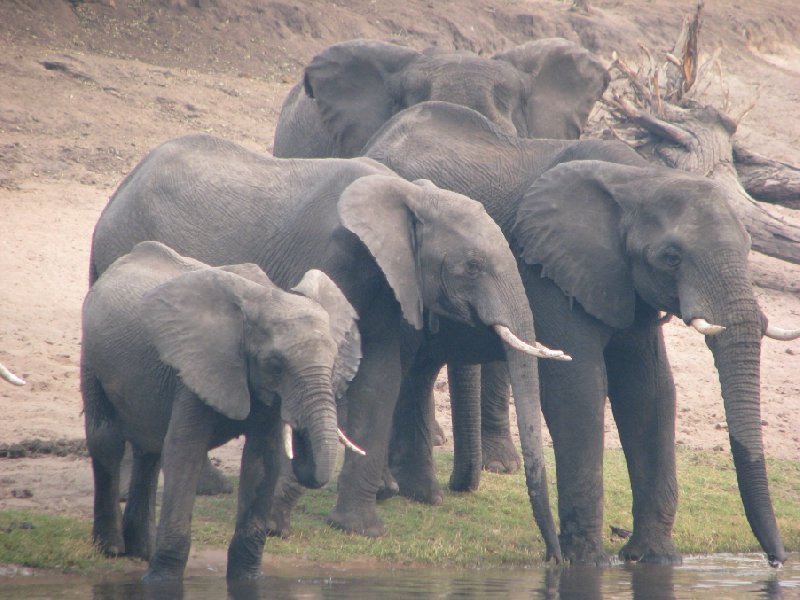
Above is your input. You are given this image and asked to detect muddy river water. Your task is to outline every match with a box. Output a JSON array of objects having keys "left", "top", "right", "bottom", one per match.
[{"left": 1, "top": 554, "right": 797, "bottom": 599}]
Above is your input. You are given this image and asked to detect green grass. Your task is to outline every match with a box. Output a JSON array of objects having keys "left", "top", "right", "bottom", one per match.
[{"left": 1, "top": 448, "right": 798, "bottom": 573}]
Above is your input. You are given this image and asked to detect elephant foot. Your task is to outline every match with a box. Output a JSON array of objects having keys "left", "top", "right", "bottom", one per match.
[
  {"left": 561, "top": 536, "right": 610, "bottom": 567},
  {"left": 326, "top": 505, "right": 385, "bottom": 537},
  {"left": 93, "top": 526, "right": 125, "bottom": 558},
  {"left": 620, "top": 534, "right": 682, "bottom": 565},
  {"left": 122, "top": 529, "right": 151, "bottom": 561},
  {"left": 432, "top": 418, "right": 447, "bottom": 446},
  {"left": 481, "top": 433, "right": 521, "bottom": 474},
  {"left": 448, "top": 464, "right": 480, "bottom": 493},
  {"left": 376, "top": 468, "right": 400, "bottom": 501},
  {"left": 196, "top": 459, "right": 233, "bottom": 496},
  {"left": 392, "top": 462, "right": 443, "bottom": 505}
]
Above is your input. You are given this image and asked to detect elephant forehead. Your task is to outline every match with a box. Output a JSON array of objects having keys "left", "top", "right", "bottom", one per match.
[{"left": 641, "top": 177, "right": 748, "bottom": 244}]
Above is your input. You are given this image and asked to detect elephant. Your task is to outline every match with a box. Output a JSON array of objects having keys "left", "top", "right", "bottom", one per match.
[
  {"left": 89, "top": 133, "right": 564, "bottom": 565},
  {"left": 81, "top": 241, "right": 364, "bottom": 581},
  {"left": 274, "top": 36, "right": 607, "bottom": 473},
  {"left": 361, "top": 100, "right": 795, "bottom": 567},
  {"left": 273, "top": 37, "right": 608, "bottom": 159}
]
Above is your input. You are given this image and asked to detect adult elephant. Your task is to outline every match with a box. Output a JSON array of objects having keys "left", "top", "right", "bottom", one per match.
[
  {"left": 83, "top": 242, "right": 363, "bottom": 580},
  {"left": 363, "top": 101, "right": 795, "bottom": 567},
  {"left": 90, "top": 133, "right": 563, "bottom": 565},
  {"left": 273, "top": 37, "right": 608, "bottom": 159},
  {"left": 275, "top": 36, "right": 607, "bottom": 473}
]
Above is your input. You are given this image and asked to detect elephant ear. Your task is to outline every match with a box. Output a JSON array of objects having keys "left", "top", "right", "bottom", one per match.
[
  {"left": 494, "top": 38, "right": 609, "bottom": 139},
  {"left": 292, "top": 269, "right": 362, "bottom": 400},
  {"left": 513, "top": 160, "right": 649, "bottom": 329},
  {"left": 303, "top": 39, "right": 420, "bottom": 157},
  {"left": 142, "top": 268, "right": 258, "bottom": 420},
  {"left": 338, "top": 174, "right": 428, "bottom": 330}
]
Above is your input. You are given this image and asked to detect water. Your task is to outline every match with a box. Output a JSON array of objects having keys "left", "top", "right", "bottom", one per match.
[{"left": 1, "top": 555, "right": 797, "bottom": 599}]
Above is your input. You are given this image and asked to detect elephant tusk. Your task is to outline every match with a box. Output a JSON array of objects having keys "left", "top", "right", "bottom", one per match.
[
  {"left": 282, "top": 422, "right": 294, "bottom": 460},
  {"left": 690, "top": 318, "right": 726, "bottom": 336},
  {"left": 657, "top": 311, "right": 673, "bottom": 325},
  {"left": 764, "top": 325, "right": 800, "bottom": 341},
  {"left": 0, "top": 363, "right": 25, "bottom": 386},
  {"left": 493, "top": 325, "right": 572, "bottom": 361},
  {"left": 338, "top": 428, "right": 366, "bottom": 455}
]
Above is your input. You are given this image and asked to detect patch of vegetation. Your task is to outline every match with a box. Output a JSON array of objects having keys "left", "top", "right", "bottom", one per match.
[{"left": 1, "top": 448, "right": 797, "bottom": 573}]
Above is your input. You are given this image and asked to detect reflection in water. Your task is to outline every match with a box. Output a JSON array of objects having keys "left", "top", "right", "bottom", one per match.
[{"left": 0, "top": 554, "right": 796, "bottom": 599}]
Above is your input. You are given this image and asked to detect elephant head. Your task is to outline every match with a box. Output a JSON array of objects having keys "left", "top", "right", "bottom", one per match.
[
  {"left": 512, "top": 160, "right": 787, "bottom": 565},
  {"left": 273, "top": 37, "right": 608, "bottom": 158},
  {"left": 337, "top": 174, "right": 563, "bottom": 559},
  {"left": 139, "top": 243, "right": 361, "bottom": 489}
]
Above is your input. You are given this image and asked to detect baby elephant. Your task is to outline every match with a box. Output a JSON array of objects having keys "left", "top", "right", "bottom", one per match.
[{"left": 81, "top": 241, "right": 362, "bottom": 581}]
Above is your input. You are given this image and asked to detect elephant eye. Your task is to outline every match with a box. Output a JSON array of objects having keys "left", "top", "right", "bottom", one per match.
[
  {"left": 262, "top": 355, "right": 285, "bottom": 383},
  {"left": 465, "top": 256, "right": 485, "bottom": 278},
  {"left": 660, "top": 249, "right": 682, "bottom": 269}
]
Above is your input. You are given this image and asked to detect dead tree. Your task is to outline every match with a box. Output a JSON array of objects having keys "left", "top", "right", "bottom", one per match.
[{"left": 592, "top": 3, "right": 800, "bottom": 265}]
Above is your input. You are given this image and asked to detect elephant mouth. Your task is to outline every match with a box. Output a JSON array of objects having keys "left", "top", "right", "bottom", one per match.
[{"left": 282, "top": 421, "right": 365, "bottom": 489}]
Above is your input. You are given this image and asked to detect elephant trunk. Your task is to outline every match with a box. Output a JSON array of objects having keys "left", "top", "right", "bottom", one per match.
[
  {"left": 689, "top": 256, "right": 785, "bottom": 566},
  {"left": 484, "top": 287, "right": 561, "bottom": 562},
  {"left": 284, "top": 369, "right": 339, "bottom": 490}
]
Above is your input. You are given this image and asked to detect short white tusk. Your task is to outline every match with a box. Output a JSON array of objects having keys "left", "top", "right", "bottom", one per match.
[
  {"left": 282, "top": 422, "right": 294, "bottom": 460},
  {"left": 657, "top": 311, "right": 673, "bottom": 325},
  {"left": 764, "top": 325, "right": 800, "bottom": 341},
  {"left": 338, "top": 428, "right": 366, "bottom": 455},
  {"left": 0, "top": 364, "right": 25, "bottom": 386},
  {"left": 690, "top": 318, "right": 726, "bottom": 336},
  {"left": 493, "top": 325, "right": 572, "bottom": 361}
]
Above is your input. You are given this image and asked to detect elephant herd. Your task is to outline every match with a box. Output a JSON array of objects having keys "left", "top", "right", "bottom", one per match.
[{"left": 77, "top": 37, "right": 797, "bottom": 581}]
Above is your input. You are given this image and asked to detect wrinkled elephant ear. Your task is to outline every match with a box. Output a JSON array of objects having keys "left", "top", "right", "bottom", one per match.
[
  {"left": 494, "top": 38, "right": 609, "bottom": 139},
  {"left": 303, "top": 39, "right": 420, "bottom": 157},
  {"left": 218, "top": 262, "right": 273, "bottom": 287},
  {"left": 338, "top": 174, "right": 430, "bottom": 330},
  {"left": 142, "top": 268, "right": 258, "bottom": 420},
  {"left": 513, "top": 160, "right": 652, "bottom": 329},
  {"left": 292, "top": 269, "right": 362, "bottom": 400}
]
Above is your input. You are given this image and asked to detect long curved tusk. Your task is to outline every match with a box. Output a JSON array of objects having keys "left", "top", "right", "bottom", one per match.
[
  {"left": 493, "top": 325, "right": 572, "bottom": 361},
  {"left": 0, "top": 363, "right": 25, "bottom": 386},
  {"left": 282, "top": 422, "right": 294, "bottom": 460},
  {"left": 338, "top": 428, "right": 366, "bottom": 455},
  {"left": 690, "top": 318, "right": 726, "bottom": 336},
  {"left": 764, "top": 325, "right": 800, "bottom": 341}
]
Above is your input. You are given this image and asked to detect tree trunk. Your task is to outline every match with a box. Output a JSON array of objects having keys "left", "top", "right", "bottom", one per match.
[{"left": 733, "top": 143, "right": 800, "bottom": 209}]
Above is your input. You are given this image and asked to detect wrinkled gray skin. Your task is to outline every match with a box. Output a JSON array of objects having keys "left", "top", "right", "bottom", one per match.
[
  {"left": 89, "top": 134, "right": 561, "bottom": 565},
  {"left": 365, "top": 102, "right": 787, "bottom": 568},
  {"left": 274, "top": 36, "right": 608, "bottom": 474},
  {"left": 82, "top": 242, "right": 361, "bottom": 581},
  {"left": 273, "top": 37, "right": 608, "bottom": 159}
]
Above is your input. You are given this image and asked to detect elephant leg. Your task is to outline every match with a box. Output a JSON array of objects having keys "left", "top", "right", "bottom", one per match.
[
  {"left": 479, "top": 360, "right": 521, "bottom": 473},
  {"left": 605, "top": 324, "right": 680, "bottom": 565},
  {"left": 541, "top": 353, "right": 609, "bottom": 566},
  {"left": 266, "top": 456, "right": 306, "bottom": 538},
  {"left": 83, "top": 367, "right": 126, "bottom": 557},
  {"left": 448, "top": 362, "right": 482, "bottom": 492},
  {"left": 122, "top": 446, "right": 161, "bottom": 560},
  {"left": 327, "top": 321, "right": 402, "bottom": 537},
  {"left": 227, "top": 418, "right": 281, "bottom": 580},
  {"left": 144, "top": 388, "right": 214, "bottom": 582},
  {"left": 388, "top": 349, "right": 444, "bottom": 505}
]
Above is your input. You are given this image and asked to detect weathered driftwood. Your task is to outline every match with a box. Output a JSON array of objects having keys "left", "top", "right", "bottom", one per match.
[
  {"left": 733, "top": 145, "right": 800, "bottom": 210},
  {"left": 596, "top": 3, "right": 800, "bottom": 265}
]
